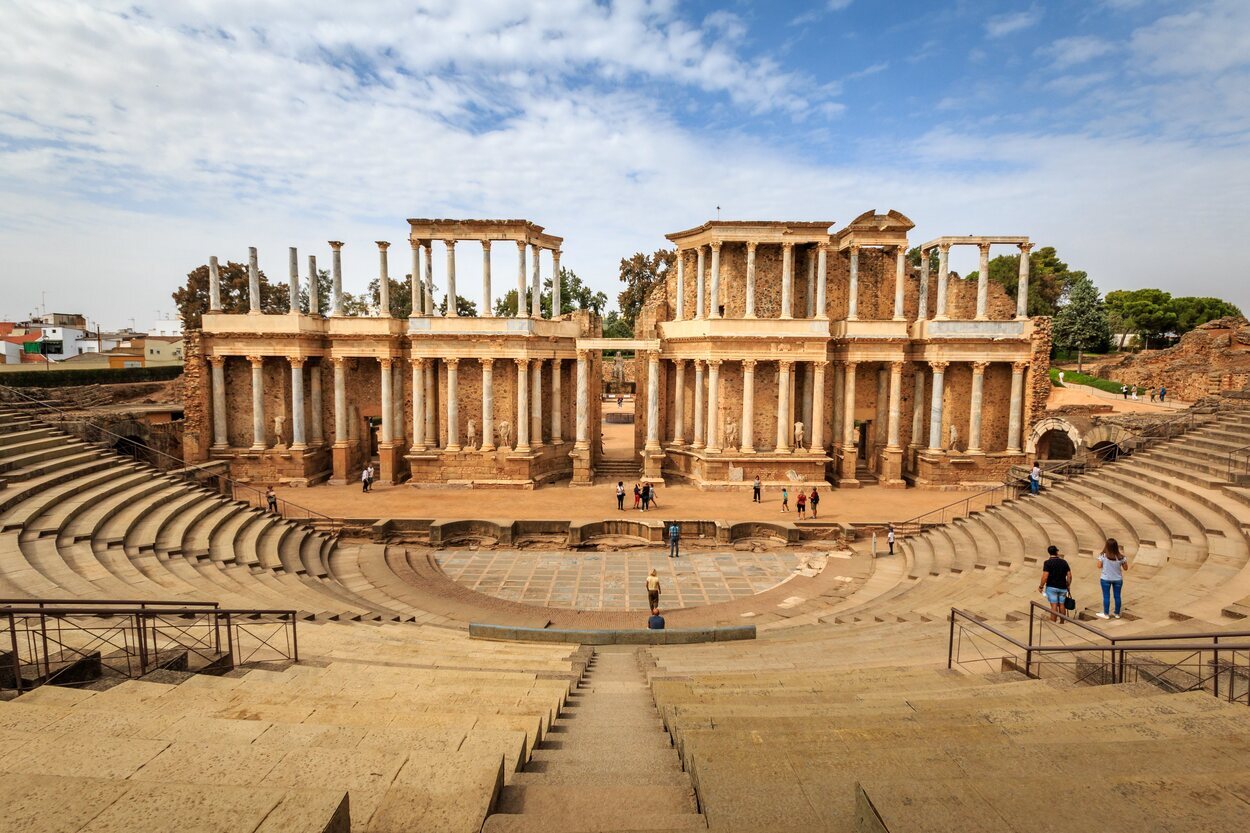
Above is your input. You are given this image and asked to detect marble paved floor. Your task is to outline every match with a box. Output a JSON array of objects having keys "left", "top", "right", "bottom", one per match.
[{"left": 435, "top": 549, "right": 803, "bottom": 610}]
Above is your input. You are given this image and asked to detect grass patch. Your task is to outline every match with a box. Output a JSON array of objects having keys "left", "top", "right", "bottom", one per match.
[{"left": 1049, "top": 367, "right": 1128, "bottom": 394}]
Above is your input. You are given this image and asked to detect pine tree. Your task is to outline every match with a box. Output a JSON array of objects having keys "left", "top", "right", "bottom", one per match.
[{"left": 1052, "top": 275, "right": 1110, "bottom": 372}]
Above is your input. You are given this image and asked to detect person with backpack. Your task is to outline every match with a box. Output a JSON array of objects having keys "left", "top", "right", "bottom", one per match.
[
  {"left": 1095, "top": 538, "right": 1129, "bottom": 620},
  {"left": 796, "top": 490, "right": 807, "bottom": 519},
  {"left": 266, "top": 486, "right": 278, "bottom": 514},
  {"left": 1039, "top": 544, "right": 1073, "bottom": 623},
  {"left": 809, "top": 488, "right": 820, "bottom": 519},
  {"left": 633, "top": 483, "right": 642, "bottom": 510}
]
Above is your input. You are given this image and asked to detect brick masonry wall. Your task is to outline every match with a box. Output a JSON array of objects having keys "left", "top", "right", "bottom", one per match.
[{"left": 181, "top": 330, "right": 211, "bottom": 463}]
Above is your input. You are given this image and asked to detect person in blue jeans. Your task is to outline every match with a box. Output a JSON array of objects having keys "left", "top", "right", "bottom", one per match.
[
  {"left": 668, "top": 522, "right": 680, "bottom": 558},
  {"left": 1038, "top": 545, "right": 1072, "bottom": 623},
  {"left": 1029, "top": 461, "right": 1041, "bottom": 495},
  {"left": 1095, "top": 537, "right": 1129, "bottom": 619}
]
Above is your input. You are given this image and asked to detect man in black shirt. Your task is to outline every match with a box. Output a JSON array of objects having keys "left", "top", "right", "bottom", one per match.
[{"left": 1039, "top": 544, "right": 1072, "bottom": 623}]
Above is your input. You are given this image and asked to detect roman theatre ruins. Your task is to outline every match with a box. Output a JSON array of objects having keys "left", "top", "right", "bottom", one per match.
[{"left": 184, "top": 211, "right": 1051, "bottom": 490}]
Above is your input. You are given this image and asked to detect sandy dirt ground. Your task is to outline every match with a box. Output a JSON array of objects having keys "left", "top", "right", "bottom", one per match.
[{"left": 1046, "top": 383, "right": 1186, "bottom": 413}]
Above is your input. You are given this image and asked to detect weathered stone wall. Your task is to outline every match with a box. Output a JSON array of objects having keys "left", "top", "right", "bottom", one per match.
[
  {"left": 181, "top": 330, "right": 211, "bottom": 463},
  {"left": 1096, "top": 316, "right": 1250, "bottom": 402}
]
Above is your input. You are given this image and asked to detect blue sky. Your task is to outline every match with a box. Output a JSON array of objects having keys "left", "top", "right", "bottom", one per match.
[{"left": 2, "top": 0, "right": 1248, "bottom": 326}]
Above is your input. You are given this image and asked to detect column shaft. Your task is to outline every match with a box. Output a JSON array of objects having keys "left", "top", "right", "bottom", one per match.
[
  {"left": 481, "top": 241, "right": 493, "bottom": 318},
  {"left": 692, "top": 361, "right": 705, "bottom": 449},
  {"left": 910, "top": 367, "right": 926, "bottom": 448},
  {"left": 333, "top": 359, "right": 347, "bottom": 444},
  {"left": 552, "top": 250, "right": 562, "bottom": 318},
  {"left": 816, "top": 244, "right": 828, "bottom": 318},
  {"left": 847, "top": 245, "right": 860, "bottom": 320},
  {"left": 893, "top": 246, "right": 907, "bottom": 320},
  {"left": 918, "top": 248, "right": 930, "bottom": 320},
  {"left": 802, "top": 363, "right": 815, "bottom": 440},
  {"left": 515, "top": 360, "right": 531, "bottom": 451},
  {"left": 810, "top": 362, "right": 826, "bottom": 452},
  {"left": 516, "top": 242, "right": 528, "bottom": 318},
  {"left": 210, "top": 358, "right": 227, "bottom": 447},
  {"left": 705, "top": 360, "right": 720, "bottom": 453},
  {"left": 645, "top": 353, "right": 661, "bottom": 451},
  {"left": 745, "top": 243, "right": 757, "bottom": 318},
  {"left": 1017, "top": 244, "right": 1033, "bottom": 318},
  {"left": 842, "top": 362, "right": 857, "bottom": 448},
  {"left": 575, "top": 352, "right": 590, "bottom": 448},
  {"left": 410, "top": 244, "right": 420, "bottom": 317},
  {"left": 208, "top": 256, "right": 222, "bottom": 312},
  {"left": 424, "top": 361, "right": 437, "bottom": 447},
  {"left": 875, "top": 366, "right": 889, "bottom": 449},
  {"left": 976, "top": 244, "right": 990, "bottom": 320},
  {"left": 805, "top": 250, "right": 816, "bottom": 318},
  {"left": 672, "top": 360, "right": 686, "bottom": 444},
  {"left": 481, "top": 359, "right": 495, "bottom": 451},
  {"left": 330, "top": 242, "right": 344, "bottom": 315},
  {"left": 550, "top": 359, "right": 563, "bottom": 443},
  {"left": 379, "top": 360, "right": 393, "bottom": 444},
  {"left": 709, "top": 244, "right": 721, "bottom": 320},
  {"left": 392, "top": 363, "right": 404, "bottom": 444},
  {"left": 887, "top": 362, "right": 903, "bottom": 448},
  {"left": 1008, "top": 362, "right": 1026, "bottom": 452},
  {"left": 290, "top": 359, "right": 306, "bottom": 448},
  {"left": 695, "top": 248, "right": 706, "bottom": 319},
  {"left": 308, "top": 254, "right": 320, "bottom": 316},
  {"left": 445, "top": 360, "right": 460, "bottom": 451},
  {"left": 444, "top": 240, "right": 458, "bottom": 317},
  {"left": 969, "top": 362, "right": 988, "bottom": 452},
  {"left": 530, "top": 360, "right": 543, "bottom": 446},
  {"left": 832, "top": 363, "right": 845, "bottom": 450},
  {"left": 376, "top": 242, "right": 391, "bottom": 317},
  {"left": 675, "top": 253, "right": 686, "bottom": 320},
  {"left": 412, "top": 359, "right": 426, "bottom": 450},
  {"left": 423, "top": 242, "right": 434, "bottom": 316},
  {"left": 740, "top": 360, "right": 755, "bottom": 453},
  {"left": 248, "top": 247, "right": 261, "bottom": 314},
  {"left": 775, "top": 361, "right": 792, "bottom": 451},
  {"left": 530, "top": 244, "right": 541, "bottom": 318},
  {"left": 780, "top": 244, "right": 794, "bottom": 319},
  {"left": 928, "top": 363, "right": 948, "bottom": 451},
  {"left": 935, "top": 245, "right": 950, "bottom": 320},
  {"left": 250, "top": 357, "right": 265, "bottom": 448}
]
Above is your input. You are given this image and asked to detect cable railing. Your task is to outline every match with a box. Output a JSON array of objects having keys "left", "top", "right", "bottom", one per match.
[
  {"left": 948, "top": 602, "right": 1250, "bottom": 705},
  {"left": 0, "top": 383, "right": 340, "bottom": 533},
  {"left": 1, "top": 603, "right": 299, "bottom": 694}
]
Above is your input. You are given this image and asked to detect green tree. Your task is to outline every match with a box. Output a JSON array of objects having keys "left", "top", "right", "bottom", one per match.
[
  {"left": 173, "top": 260, "right": 290, "bottom": 330},
  {"left": 971, "top": 246, "right": 1083, "bottom": 317},
  {"left": 494, "top": 268, "right": 608, "bottom": 318},
  {"left": 602, "top": 309, "right": 633, "bottom": 339},
  {"left": 437, "top": 295, "right": 479, "bottom": 317},
  {"left": 339, "top": 292, "right": 371, "bottom": 317},
  {"left": 1105, "top": 288, "right": 1177, "bottom": 349},
  {"left": 618, "top": 248, "right": 675, "bottom": 330},
  {"left": 299, "top": 269, "right": 332, "bottom": 316},
  {"left": 1051, "top": 275, "right": 1111, "bottom": 372},
  {"left": 367, "top": 276, "right": 413, "bottom": 318},
  {"left": 906, "top": 247, "right": 940, "bottom": 273},
  {"left": 1169, "top": 296, "right": 1243, "bottom": 334}
]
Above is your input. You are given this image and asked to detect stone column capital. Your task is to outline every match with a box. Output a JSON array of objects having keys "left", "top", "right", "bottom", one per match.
[
  {"left": 746, "top": 240, "right": 758, "bottom": 252},
  {"left": 446, "top": 357, "right": 460, "bottom": 369},
  {"left": 576, "top": 349, "right": 591, "bottom": 361},
  {"left": 247, "top": 355, "right": 264, "bottom": 368},
  {"left": 742, "top": 358, "right": 757, "bottom": 371},
  {"left": 409, "top": 237, "right": 421, "bottom": 250},
  {"left": 710, "top": 241, "right": 722, "bottom": 252},
  {"left": 888, "top": 360, "right": 906, "bottom": 373},
  {"left": 289, "top": 357, "right": 306, "bottom": 369},
  {"left": 379, "top": 357, "right": 393, "bottom": 371},
  {"left": 443, "top": 238, "right": 457, "bottom": 248},
  {"left": 480, "top": 239, "right": 491, "bottom": 251},
  {"left": 972, "top": 360, "right": 991, "bottom": 373},
  {"left": 777, "top": 359, "right": 793, "bottom": 372},
  {"left": 514, "top": 357, "right": 529, "bottom": 369},
  {"left": 412, "top": 356, "right": 427, "bottom": 370},
  {"left": 1019, "top": 242, "right": 1034, "bottom": 254},
  {"left": 516, "top": 239, "right": 528, "bottom": 252},
  {"left": 896, "top": 244, "right": 908, "bottom": 255},
  {"left": 938, "top": 242, "right": 951, "bottom": 254},
  {"left": 480, "top": 357, "right": 494, "bottom": 369},
  {"left": 1013, "top": 360, "right": 1030, "bottom": 372},
  {"left": 673, "top": 357, "right": 687, "bottom": 369},
  {"left": 328, "top": 240, "right": 344, "bottom": 251},
  {"left": 208, "top": 355, "right": 225, "bottom": 368},
  {"left": 848, "top": 242, "right": 860, "bottom": 255},
  {"left": 930, "top": 360, "right": 950, "bottom": 371},
  {"left": 376, "top": 240, "right": 390, "bottom": 251},
  {"left": 814, "top": 359, "right": 830, "bottom": 371},
  {"left": 707, "top": 358, "right": 723, "bottom": 369},
  {"left": 693, "top": 358, "right": 706, "bottom": 371},
  {"left": 330, "top": 356, "right": 347, "bottom": 368},
  {"left": 978, "top": 242, "right": 992, "bottom": 254},
  {"left": 782, "top": 241, "right": 795, "bottom": 251},
  {"left": 646, "top": 350, "right": 660, "bottom": 363}
]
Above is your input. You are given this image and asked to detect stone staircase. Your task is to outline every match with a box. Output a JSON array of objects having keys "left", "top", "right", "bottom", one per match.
[{"left": 595, "top": 458, "right": 642, "bottom": 480}]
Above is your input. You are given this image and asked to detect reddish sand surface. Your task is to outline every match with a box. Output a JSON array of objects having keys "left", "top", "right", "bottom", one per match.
[{"left": 1046, "top": 382, "right": 1186, "bottom": 413}]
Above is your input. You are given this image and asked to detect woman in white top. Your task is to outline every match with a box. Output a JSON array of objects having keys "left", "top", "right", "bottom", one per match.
[{"left": 1095, "top": 537, "right": 1129, "bottom": 619}]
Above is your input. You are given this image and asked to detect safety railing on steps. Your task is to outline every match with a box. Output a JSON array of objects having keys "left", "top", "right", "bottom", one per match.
[
  {"left": 948, "top": 602, "right": 1250, "bottom": 705},
  {"left": 1, "top": 602, "right": 299, "bottom": 694},
  {"left": 1229, "top": 443, "right": 1250, "bottom": 484},
  {"left": 0, "top": 382, "right": 340, "bottom": 533}
]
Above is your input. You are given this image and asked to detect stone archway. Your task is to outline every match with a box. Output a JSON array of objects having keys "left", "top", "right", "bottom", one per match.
[
  {"left": 1083, "top": 423, "right": 1136, "bottom": 462},
  {"left": 1024, "top": 416, "right": 1083, "bottom": 458}
]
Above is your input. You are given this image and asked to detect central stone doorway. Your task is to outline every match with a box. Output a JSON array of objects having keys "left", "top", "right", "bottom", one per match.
[{"left": 599, "top": 348, "right": 640, "bottom": 481}]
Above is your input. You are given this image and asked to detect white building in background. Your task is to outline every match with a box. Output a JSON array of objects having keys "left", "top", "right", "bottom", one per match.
[{"left": 149, "top": 318, "right": 183, "bottom": 338}]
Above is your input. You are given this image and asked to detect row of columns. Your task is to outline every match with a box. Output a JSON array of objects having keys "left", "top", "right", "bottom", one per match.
[
  {"left": 675, "top": 242, "right": 828, "bottom": 321},
  {"left": 845, "top": 244, "right": 909, "bottom": 321},
  {"left": 918, "top": 242, "right": 1034, "bottom": 321},
  {"left": 208, "top": 241, "right": 562, "bottom": 320}
]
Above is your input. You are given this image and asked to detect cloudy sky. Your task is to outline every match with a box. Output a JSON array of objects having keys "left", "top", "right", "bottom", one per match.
[{"left": 2, "top": 0, "right": 1248, "bottom": 328}]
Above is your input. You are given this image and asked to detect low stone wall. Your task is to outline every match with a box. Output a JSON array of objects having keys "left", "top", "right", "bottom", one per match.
[{"left": 469, "top": 622, "right": 756, "bottom": 644}]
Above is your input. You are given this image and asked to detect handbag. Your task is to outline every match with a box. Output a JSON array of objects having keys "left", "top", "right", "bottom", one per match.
[{"left": 1064, "top": 594, "right": 1077, "bottom": 611}]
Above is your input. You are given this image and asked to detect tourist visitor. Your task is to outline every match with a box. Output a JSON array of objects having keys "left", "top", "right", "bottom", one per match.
[
  {"left": 616, "top": 481, "right": 625, "bottom": 511},
  {"left": 633, "top": 483, "right": 641, "bottom": 510},
  {"left": 752, "top": 476, "right": 762, "bottom": 503},
  {"left": 649, "top": 484, "right": 660, "bottom": 508},
  {"left": 1039, "top": 545, "right": 1073, "bottom": 623},
  {"left": 646, "top": 569, "right": 661, "bottom": 609},
  {"left": 641, "top": 483, "right": 652, "bottom": 511},
  {"left": 809, "top": 488, "right": 820, "bottom": 519},
  {"left": 1030, "top": 461, "right": 1041, "bottom": 495},
  {"left": 1095, "top": 537, "right": 1129, "bottom": 620},
  {"left": 796, "top": 491, "right": 807, "bottom": 519},
  {"left": 1121, "top": 384, "right": 1128, "bottom": 399},
  {"left": 780, "top": 487, "right": 789, "bottom": 512},
  {"left": 887, "top": 524, "right": 895, "bottom": 555},
  {"left": 361, "top": 465, "right": 372, "bottom": 493},
  {"left": 266, "top": 486, "right": 278, "bottom": 514},
  {"left": 1160, "top": 386, "right": 1167, "bottom": 403},
  {"left": 1058, "top": 370, "right": 1065, "bottom": 385},
  {"left": 669, "top": 522, "right": 680, "bottom": 558},
  {"left": 1149, "top": 387, "right": 1157, "bottom": 402},
  {"left": 648, "top": 607, "right": 666, "bottom": 630}
]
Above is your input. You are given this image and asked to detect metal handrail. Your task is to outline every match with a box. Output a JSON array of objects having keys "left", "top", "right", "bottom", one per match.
[
  {"left": 1229, "top": 443, "right": 1250, "bottom": 482},
  {"left": 0, "top": 598, "right": 218, "bottom": 610},
  {"left": 0, "top": 383, "right": 339, "bottom": 532}
]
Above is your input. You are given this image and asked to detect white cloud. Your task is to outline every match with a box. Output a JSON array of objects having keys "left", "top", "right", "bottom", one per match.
[
  {"left": 1040, "top": 35, "right": 1116, "bottom": 69},
  {"left": 1130, "top": 0, "right": 1250, "bottom": 76},
  {"left": 985, "top": 8, "right": 1043, "bottom": 39}
]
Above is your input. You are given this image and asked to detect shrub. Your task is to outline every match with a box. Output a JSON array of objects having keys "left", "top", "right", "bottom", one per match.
[
  {"left": 0, "top": 365, "right": 183, "bottom": 388},
  {"left": 1049, "top": 367, "right": 1128, "bottom": 394}
]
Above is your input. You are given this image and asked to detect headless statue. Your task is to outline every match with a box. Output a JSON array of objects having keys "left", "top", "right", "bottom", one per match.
[
  {"left": 724, "top": 418, "right": 739, "bottom": 450},
  {"left": 467, "top": 418, "right": 477, "bottom": 449},
  {"left": 793, "top": 421, "right": 805, "bottom": 450},
  {"left": 497, "top": 420, "right": 512, "bottom": 450},
  {"left": 948, "top": 423, "right": 960, "bottom": 452},
  {"left": 272, "top": 415, "right": 285, "bottom": 447}
]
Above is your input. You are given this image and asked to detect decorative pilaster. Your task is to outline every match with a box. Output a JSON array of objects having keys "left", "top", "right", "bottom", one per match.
[
  {"left": 672, "top": 359, "right": 687, "bottom": 445},
  {"left": 780, "top": 243, "right": 794, "bottom": 319},
  {"left": 775, "top": 360, "right": 793, "bottom": 452},
  {"left": 289, "top": 357, "right": 306, "bottom": 449},
  {"left": 444, "top": 358, "right": 460, "bottom": 451},
  {"left": 847, "top": 243, "right": 860, "bottom": 321},
  {"left": 208, "top": 356, "right": 227, "bottom": 448},
  {"left": 740, "top": 359, "right": 756, "bottom": 454},
  {"left": 705, "top": 359, "right": 722, "bottom": 453},
  {"left": 248, "top": 355, "right": 265, "bottom": 449},
  {"left": 745, "top": 242, "right": 758, "bottom": 318},
  {"left": 928, "top": 361, "right": 949, "bottom": 452},
  {"left": 480, "top": 358, "right": 495, "bottom": 451},
  {"left": 969, "top": 361, "right": 989, "bottom": 453},
  {"left": 1008, "top": 360, "right": 1027, "bottom": 453}
]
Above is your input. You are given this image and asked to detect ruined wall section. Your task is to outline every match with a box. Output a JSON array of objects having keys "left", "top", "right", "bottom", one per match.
[{"left": 181, "top": 330, "right": 211, "bottom": 463}]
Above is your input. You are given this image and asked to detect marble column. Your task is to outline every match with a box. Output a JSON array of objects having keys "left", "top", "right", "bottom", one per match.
[
  {"left": 841, "top": 361, "right": 858, "bottom": 449},
  {"left": 695, "top": 247, "right": 706, "bottom": 320},
  {"left": 847, "top": 244, "right": 860, "bottom": 320},
  {"left": 209, "top": 356, "right": 227, "bottom": 448},
  {"left": 575, "top": 351, "right": 590, "bottom": 449},
  {"left": 893, "top": 245, "right": 907, "bottom": 320},
  {"left": 552, "top": 250, "right": 562, "bottom": 318},
  {"left": 530, "top": 359, "right": 543, "bottom": 447},
  {"left": 308, "top": 254, "right": 320, "bottom": 316},
  {"left": 424, "top": 360, "right": 436, "bottom": 447},
  {"left": 705, "top": 359, "right": 721, "bottom": 453},
  {"left": 410, "top": 243, "right": 421, "bottom": 317},
  {"left": 444, "top": 239, "right": 458, "bottom": 317},
  {"left": 208, "top": 256, "right": 222, "bottom": 312},
  {"left": 379, "top": 358, "right": 394, "bottom": 445},
  {"left": 480, "top": 359, "right": 495, "bottom": 451},
  {"left": 422, "top": 241, "right": 434, "bottom": 316},
  {"left": 910, "top": 366, "right": 926, "bottom": 450},
  {"left": 248, "top": 355, "right": 265, "bottom": 448},
  {"left": 530, "top": 244, "right": 541, "bottom": 319},
  {"left": 332, "top": 358, "right": 347, "bottom": 444},
  {"left": 290, "top": 357, "right": 306, "bottom": 449},
  {"left": 740, "top": 359, "right": 756, "bottom": 453},
  {"left": 887, "top": 361, "right": 904, "bottom": 449},
  {"left": 816, "top": 243, "right": 828, "bottom": 319},
  {"left": 444, "top": 358, "right": 460, "bottom": 451},
  {"left": 247, "top": 247, "right": 261, "bottom": 314},
  {"left": 969, "top": 361, "right": 988, "bottom": 453},
  {"left": 1008, "top": 360, "right": 1027, "bottom": 453},
  {"left": 550, "top": 359, "right": 563, "bottom": 443},
  {"left": 329, "top": 241, "right": 344, "bottom": 316},
  {"left": 516, "top": 241, "right": 528, "bottom": 318},
  {"left": 918, "top": 247, "right": 930, "bottom": 320},
  {"left": 810, "top": 361, "right": 827, "bottom": 453},
  {"left": 935, "top": 244, "right": 950, "bottom": 320},
  {"left": 515, "top": 359, "right": 530, "bottom": 452},
  {"left": 692, "top": 360, "right": 706, "bottom": 449},
  {"left": 481, "top": 241, "right": 493, "bottom": 318},
  {"left": 375, "top": 242, "right": 391, "bottom": 316},
  {"left": 976, "top": 243, "right": 990, "bottom": 320},
  {"left": 745, "top": 242, "right": 757, "bottom": 318},
  {"left": 672, "top": 359, "right": 687, "bottom": 445},
  {"left": 802, "top": 363, "right": 815, "bottom": 441},
  {"left": 775, "top": 360, "right": 792, "bottom": 452},
  {"left": 1017, "top": 243, "right": 1033, "bottom": 319},
  {"left": 411, "top": 358, "right": 426, "bottom": 451},
  {"left": 832, "top": 362, "right": 846, "bottom": 452},
  {"left": 805, "top": 249, "right": 816, "bottom": 318},
  {"left": 928, "top": 361, "right": 948, "bottom": 451},
  {"left": 780, "top": 243, "right": 794, "bottom": 319},
  {"left": 392, "top": 362, "right": 404, "bottom": 446},
  {"left": 675, "top": 252, "right": 686, "bottom": 320},
  {"left": 709, "top": 243, "right": 722, "bottom": 320},
  {"left": 645, "top": 352, "right": 662, "bottom": 452},
  {"left": 875, "top": 366, "right": 889, "bottom": 450}
]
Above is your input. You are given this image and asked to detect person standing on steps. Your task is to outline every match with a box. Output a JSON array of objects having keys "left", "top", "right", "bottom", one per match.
[
  {"left": 616, "top": 481, "right": 625, "bottom": 511},
  {"left": 668, "top": 522, "right": 680, "bottom": 558},
  {"left": 1030, "top": 461, "right": 1041, "bottom": 496},
  {"left": 1039, "top": 544, "right": 1073, "bottom": 623},
  {"left": 887, "top": 524, "right": 895, "bottom": 555},
  {"left": 752, "top": 476, "right": 762, "bottom": 503},
  {"left": 646, "top": 568, "right": 661, "bottom": 609},
  {"left": 266, "top": 486, "right": 278, "bottom": 514},
  {"left": 1095, "top": 537, "right": 1129, "bottom": 620},
  {"left": 809, "top": 488, "right": 820, "bottom": 519},
  {"left": 648, "top": 607, "right": 665, "bottom": 629},
  {"left": 780, "top": 487, "right": 789, "bottom": 513},
  {"left": 796, "top": 490, "right": 807, "bottom": 519}
]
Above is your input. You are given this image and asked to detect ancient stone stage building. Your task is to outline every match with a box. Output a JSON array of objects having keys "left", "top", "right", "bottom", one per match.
[
  {"left": 184, "top": 210, "right": 1050, "bottom": 490},
  {"left": 185, "top": 219, "right": 602, "bottom": 488}
]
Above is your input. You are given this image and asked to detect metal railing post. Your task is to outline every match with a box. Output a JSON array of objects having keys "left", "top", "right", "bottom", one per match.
[
  {"left": 39, "top": 612, "right": 51, "bottom": 678},
  {"left": 947, "top": 610, "right": 956, "bottom": 669},
  {"left": 290, "top": 614, "right": 299, "bottom": 662},
  {"left": 8, "top": 613, "right": 23, "bottom": 694},
  {"left": 224, "top": 612, "right": 235, "bottom": 670}
]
